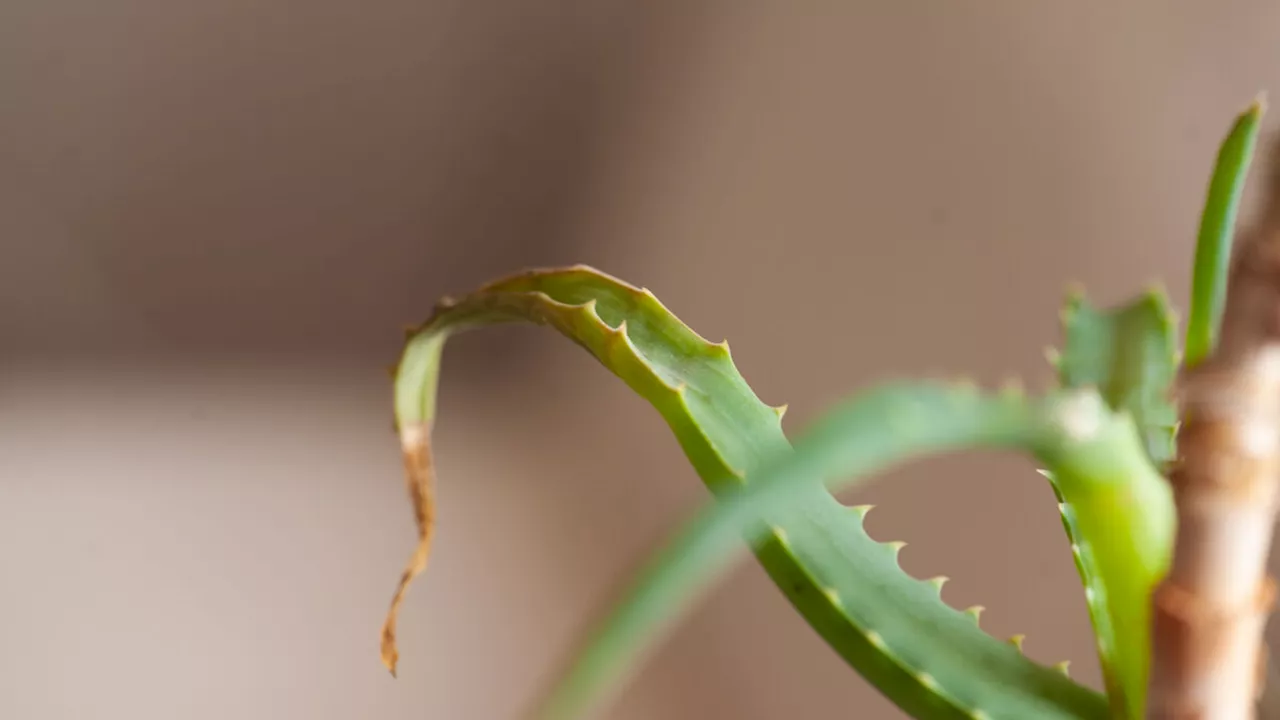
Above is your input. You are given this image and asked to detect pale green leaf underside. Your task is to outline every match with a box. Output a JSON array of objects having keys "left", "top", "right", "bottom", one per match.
[
  {"left": 1051, "top": 289, "right": 1179, "bottom": 719},
  {"left": 1056, "top": 289, "right": 1178, "bottom": 468},
  {"left": 391, "top": 266, "right": 1108, "bottom": 720}
]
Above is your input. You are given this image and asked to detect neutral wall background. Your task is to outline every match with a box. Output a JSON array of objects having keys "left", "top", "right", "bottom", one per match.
[{"left": 5, "top": 2, "right": 1280, "bottom": 718}]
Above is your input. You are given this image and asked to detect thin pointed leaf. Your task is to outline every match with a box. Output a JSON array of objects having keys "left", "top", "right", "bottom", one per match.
[{"left": 1184, "top": 96, "right": 1266, "bottom": 369}]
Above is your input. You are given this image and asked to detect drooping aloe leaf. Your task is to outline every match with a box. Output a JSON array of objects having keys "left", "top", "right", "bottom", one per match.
[
  {"left": 385, "top": 266, "right": 1109, "bottom": 720},
  {"left": 1184, "top": 96, "right": 1265, "bottom": 369},
  {"left": 1048, "top": 288, "right": 1179, "bottom": 719}
]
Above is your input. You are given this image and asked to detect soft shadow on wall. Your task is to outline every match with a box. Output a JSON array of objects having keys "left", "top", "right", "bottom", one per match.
[
  {"left": 0, "top": 2, "right": 723, "bottom": 719},
  {"left": 1, "top": 0, "right": 674, "bottom": 367}
]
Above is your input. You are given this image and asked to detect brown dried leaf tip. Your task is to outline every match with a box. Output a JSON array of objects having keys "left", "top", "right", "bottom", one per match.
[{"left": 380, "top": 422, "right": 437, "bottom": 677}]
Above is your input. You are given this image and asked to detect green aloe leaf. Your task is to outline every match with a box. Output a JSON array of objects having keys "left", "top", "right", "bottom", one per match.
[
  {"left": 1054, "top": 288, "right": 1178, "bottom": 467},
  {"left": 1048, "top": 288, "right": 1179, "bottom": 719},
  {"left": 1184, "top": 96, "right": 1266, "bottom": 369},
  {"left": 1040, "top": 98, "right": 1264, "bottom": 717},
  {"left": 540, "top": 380, "right": 1165, "bottom": 720},
  {"left": 384, "top": 266, "right": 1109, "bottom": 720}
]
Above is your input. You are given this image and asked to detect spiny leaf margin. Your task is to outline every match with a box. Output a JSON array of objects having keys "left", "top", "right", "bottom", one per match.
[
  {"left": 383, "top": 265, "right": 1109, "bottom": 720},
  {"left": 544, "top": 379, "right": 1159, "bottom": 720},
  {"left": 1049, "top": 286, "right": 1179, "bottom": 720}
]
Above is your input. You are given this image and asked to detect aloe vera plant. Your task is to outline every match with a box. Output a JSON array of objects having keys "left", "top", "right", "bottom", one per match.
[{"left": 377, "top": 96, "right": 1274, "bottom": 719}]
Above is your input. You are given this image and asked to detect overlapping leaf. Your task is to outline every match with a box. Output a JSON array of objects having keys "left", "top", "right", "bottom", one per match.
[{"left": 384, "top": 267, "right": 1109, "bottom": 719}]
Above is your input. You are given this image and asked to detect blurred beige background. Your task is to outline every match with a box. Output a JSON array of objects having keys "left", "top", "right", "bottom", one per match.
[{"left": 5, "top": 2, "right": 1280, "bottom": 719}]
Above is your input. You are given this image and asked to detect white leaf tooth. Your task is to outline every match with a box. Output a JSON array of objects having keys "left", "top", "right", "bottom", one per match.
[
  {"left": 1054, "top": 660, "right": 1071, "bottom": 677},
  {"left": 1009, "top": 634, "right": 1026, "bottom": 653},
  {"left": 916, "top": 672, "right": 939, "bottom": 690},
  {"left": 964, "top": 605, "right": 985, "bottom": 625},
  {"left": 865, "top": 629, "right": 886, "bottom": 649},
  {"left": 850, "top": 504, "right": 875, "bottom": 520},
  {"left": 883, "top": 540, "right": 907, "bottom": 559}
]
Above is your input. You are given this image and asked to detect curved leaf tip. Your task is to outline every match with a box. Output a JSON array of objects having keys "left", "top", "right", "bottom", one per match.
[{"left": 380, "top": 421, "right": 438, "bottom": 677}]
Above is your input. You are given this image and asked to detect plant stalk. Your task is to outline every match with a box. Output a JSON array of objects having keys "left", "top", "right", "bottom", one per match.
[{"left": 1148, "top": 136, "right": 1280, "bottom": 719}]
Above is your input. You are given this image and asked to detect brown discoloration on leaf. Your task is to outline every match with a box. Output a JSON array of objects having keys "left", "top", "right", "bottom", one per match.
[{"left": 380, "top": 422, "right": 437, "bottom": 677}]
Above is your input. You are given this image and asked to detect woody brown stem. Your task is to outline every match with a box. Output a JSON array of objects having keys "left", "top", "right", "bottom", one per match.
[{"left": 1148, "top": 142, "right": 1280, "bottom": 719}]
